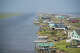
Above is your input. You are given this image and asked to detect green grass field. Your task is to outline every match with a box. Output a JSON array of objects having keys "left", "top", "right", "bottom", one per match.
[
  {"left": 55, "top": 40, "right": 80, "bottom": 53},
  {"left": 0, "top": 13, "right": 20, "bottom": 19}
]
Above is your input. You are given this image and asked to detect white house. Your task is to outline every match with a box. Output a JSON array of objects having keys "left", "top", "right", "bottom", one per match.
[{"left": 67, "top": 30, "right": 80, "bottom": 41}]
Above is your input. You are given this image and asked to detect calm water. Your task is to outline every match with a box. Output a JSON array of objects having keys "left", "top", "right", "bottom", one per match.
[{"left": 0, "top": 13, "right": 38, "bottom": 53}]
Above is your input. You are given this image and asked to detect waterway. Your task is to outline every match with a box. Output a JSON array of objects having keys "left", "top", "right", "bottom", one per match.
[{"left": 0, "top": 13, "right": 39, "bottom": 53}]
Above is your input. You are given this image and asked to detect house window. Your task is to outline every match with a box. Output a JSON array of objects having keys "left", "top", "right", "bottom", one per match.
[
  {"left": 76, "top": 36, "right": 77, "bottom": 38},
  {"left": 77, "top": 36, "right": 79, "bottom": 38},
  {"left": 72, "top": 33, "right": 74, "bottom": 34}
]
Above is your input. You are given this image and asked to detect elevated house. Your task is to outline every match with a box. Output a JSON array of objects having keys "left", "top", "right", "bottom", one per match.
[
  {"left": 41, "top": 16, "right": 50, "bottom": 19},
  {"left": 68, "top": 18, "right": 80, "bottom": 23},
  {"left": 55, "top": 15, "right": 65, "bottom": 19},
  {"left": 37, "top": 42, "right": 54, "bottom": 49},
  {"left": 33, "top": 36, "right": 56, "bottom": 53},
  {"left": 41, "top": 16, "right": 51, "bottom": 24},
  {"left": 54, "top": 24, "right": 68, "bottom": 30},
  {"left": 71, "top": 30, "right": 80, "bottom": 41},
  {"left": 33, "top": 17, "right": 40, "bottom": 24},
  {"left": 55, "top": 14, "right": 70, "bottom": 19},
  {"left": 66, "top": 29, "right": 80, "bottom": 47},
  {"left": 67, "top": 30, "right": 80, "bottom": 42},
  {"left": 71, "top": 20, "right": 80, "bottom": 23},
  {"left": 33, "top": 36, "right": 48, "bottom": 48},
  {"left": 48, "top": 23, "right": 68, "bottom": 30},
  {"left": 37, "top": 42, "right": 55, "bottom": 53},
  {"left": 33, "top": 36, "right": 48, "bottom": 43},
  {"left": 48, "top": 22, "right": 55, "bottom": 28},
  {"left": 34, "top": 16, "right": 51, "bottom": 24},
  {"left": 38, "top": 36, "right": 48, "bottom": 39}
]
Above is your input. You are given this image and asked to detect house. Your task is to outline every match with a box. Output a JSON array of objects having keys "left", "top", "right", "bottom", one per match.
[
  {"left": 40, "top": 16, "right": 50, "bottom": 21},
  {"left": 41, "top": 16, "right": 50, "bottom": 19},
  {"left": 54, "top": 24, "right": 67, "bottom": 30},
  {"left": 38, "top": 16, "right": 51, "bottom": 24},
  {"left": 55, "top": 15, "right": 65, "bottom": 19},
  {"left": 33, "top": 36, "right": 55, "bottom": 51},
  {"left": 33, "top": 36, "right": 48, "bottom": 43},
  {"left": 49, "top": 23, "right": 68, "bottom": 30},
  {"left": 33, "top": 36, "right": 48, "bottom": 49},
  {"left": 37, "top": 42, "right": 54, "bottom": 49},
  {"left": 33, "top": 18, "right": 40, "bottom": 24},
  {"left": 48, "top": 23, "right": 55, "bottom": 28},
  {"left": 38, "top": 36, "right": 48, "bottom": 40},
  {"left": 67, "top": 30, "right": 80, "bottom": 42},
  {"left": 66, "top": 30, "right": 80, "bottom": 47},
  {"left": 71, "top": 30, "right": 80, "bottom": 41},
  {"left": 71, "top": 20, "right": 80, "bottom": 23},
  {"left": 68, "top": 18, "right": 80, "bottom": 23}
]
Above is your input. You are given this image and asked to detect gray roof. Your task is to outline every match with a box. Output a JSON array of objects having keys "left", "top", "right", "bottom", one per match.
[
  {"left": 55, "top": 24, "right": 65, "bottom": 28},
  {"left": 76, "top": 30, "right": 80, "bottom": 35}
]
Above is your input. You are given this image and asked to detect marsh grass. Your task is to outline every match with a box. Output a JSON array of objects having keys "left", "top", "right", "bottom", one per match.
[{"left": 0, "top": 13, "right": 20, "bottom": 19}]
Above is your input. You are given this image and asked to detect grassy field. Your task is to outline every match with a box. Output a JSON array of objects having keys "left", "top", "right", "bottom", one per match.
[
  {"left": 0, "top": 13, "right": 20, "bottom": 19},
  {"left": 55, "top": 40, "right": 80, "bottom": 53}
]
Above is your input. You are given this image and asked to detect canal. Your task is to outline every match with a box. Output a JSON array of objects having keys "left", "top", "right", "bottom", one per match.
[{"left": 0, "top": 13, "right": 39, "bottom": 53}]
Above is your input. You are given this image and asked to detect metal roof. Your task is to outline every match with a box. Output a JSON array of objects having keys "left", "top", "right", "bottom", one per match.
[
  {"left": 38, "top": 43, "right": 49, "bottom": 47},
  {"left": 76, "top": 30, "right": 80, "bottom": 35},
  {"left": 33, "top": 40, "right": 48, "bottom": 43},
  {"left": 55, "top": 24, "right": 65, "bottom": 28},
  {"left": 38, "top": 36, "right": 48, "bottom": 39},
  {"left": 38, "top": 42, "right": 54, "bottom": 47},
  {"left": 49, "top": 42, "right": 54, "bottom": 47},
  {"left": 49, "top": 23, "right": 66, "bottom": 28}
]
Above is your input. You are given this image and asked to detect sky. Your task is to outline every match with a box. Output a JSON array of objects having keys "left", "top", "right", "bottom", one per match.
[{"left": 0, "top": 0, "right": 80, "bottom": 13}]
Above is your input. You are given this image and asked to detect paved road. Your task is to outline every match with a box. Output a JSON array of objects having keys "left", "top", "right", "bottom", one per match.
[{"left": 0, "top": 13, "right": 38, "bottom": 53}]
